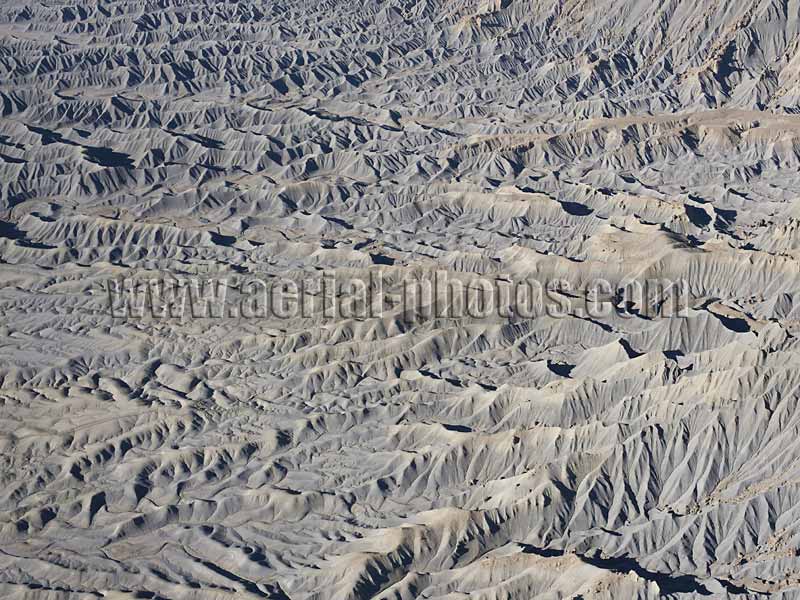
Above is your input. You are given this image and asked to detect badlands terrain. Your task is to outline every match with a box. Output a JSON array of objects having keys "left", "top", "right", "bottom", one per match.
[{"left": 3, "top": 0, "right": 800, "bottom": 597}]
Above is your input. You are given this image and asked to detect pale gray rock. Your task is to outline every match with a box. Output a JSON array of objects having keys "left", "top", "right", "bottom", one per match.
[{"left": 2, "top": 0, "right": 800, "bottom": 598}]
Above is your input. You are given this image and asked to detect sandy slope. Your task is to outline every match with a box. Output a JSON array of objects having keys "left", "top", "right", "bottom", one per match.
[{"left": 3, "top": 0, "right": 800, "bottom": 598}]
